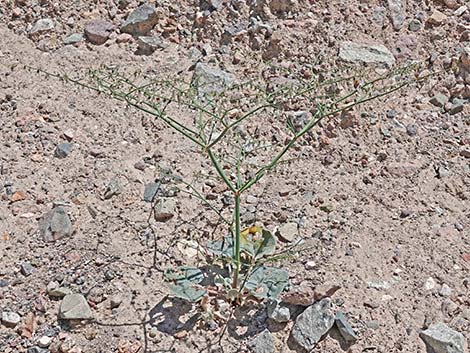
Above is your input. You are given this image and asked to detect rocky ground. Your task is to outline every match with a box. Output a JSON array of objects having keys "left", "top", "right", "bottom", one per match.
[{"left": 0, "top": 0, "right": 469, "bottom": 353}]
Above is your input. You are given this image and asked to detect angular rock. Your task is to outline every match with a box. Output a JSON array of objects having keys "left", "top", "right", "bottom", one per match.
[
  {"left": 154, "top": 198, "right": 176, "bottom": 222},
  {"left": 387, "top": 0, "right": 405, "bottom": 30},
  {"left": 55, "top": 142, "right": 72, "bottom": 158},
  {"left": 267, "top": 299, "right": 291, "bottom": 323},
  {"left": 194, "top": 63, "right": 235, "bottom": 97},
  {"left": 2, "top": 312, "right": 21, "bottom": 327},
  {"left": 448, "top": 100, "right": 464, "bottom": 115},
  {"left": 27, "top": 347, "right": 48, "bottom": 353},
  {"left": 29, "top": 18, "right": 55, "bottom": 35},
  {"left": 39, "top": 206, "right": 73, "bottom": 242},
  {"left": 335, "top": 312, "right": 358, "bottom": 343},
  {"left": 64, "top": 33, "right": 83, "bottom": 45},
  {"left": 339, "top": 41, "right": 395, "bottom": 67},
  {"left": 408, "top": 19, "right": 422, "bottom": 32},
  {"left": 120, "top": 4, "right": 158, "bottom": 36},
  {"left": 104, "top": 177, "right": 122, "bottom": 199},
  {"left": 136, "top": 36, "right": 168, "bottom": 55},
  {"left": 427, "top": 10, "right": 447, "bottom": 26},
  {"left": 20, "top": 262, "right": 35, "bottom": 276},
  {"left": 276, "top": 222, "right": 297, "bottom": 242},
  {"left": 291, "top": 298, "right": 335, "bottom": 351},
  {"left": 249, "top": 329, "right": 276, "bottom": 353},
  {"left": 59, "top": 294, "right": 93, "bottom": 320},
  {"left": 84, "top": 20, "right": 114, "bottom": 45},
  {"left": 420, "top": 322, "right": 466, "bottom": 353},
  {"left": 143, "top": 181, "right": 160, "bottom": 202},
  {"left": 430, "top": 93, "right": 448, "bottom": 107}
]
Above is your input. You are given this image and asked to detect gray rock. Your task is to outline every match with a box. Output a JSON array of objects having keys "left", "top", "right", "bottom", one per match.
[
  {"left": 249, "top": 329, "right": 276, "bottom": 353},
  {"left": 430, "top": 93, "right": 449, "bottom": 107},
  {"left": 120, "top": 4, "right": 158, "bottom": 36},
  {"left": 154, "top": 198, "right": 176, "bottom": 222},
  {"left": 55, "top": 142, "right": 72, "bottom": 158},
  {"left": 408, "top": 19, "right": 422, "bottom": 32},
  {"left": 387, "top": 0, "right": 405, "bottom": 30},
  {"left": 2, "top": 312, "right": 21, "bottom": 327},
  {"left": 59, "top": 294, "right": 93, "bottom": 320},
  {"left": 420, "top": 322, "right": 466, "bottom": 353},
  {"left": 287, "top": 110, "right": 310, "bottom": 133},
  {"left": 143, "top": 182, "right": 160, "bottom": 202},
  {"left": 267, "top": 299, "right": 291, "bottom": 323},
  {"left": 194, "top": 63, "right": 235, "bottom": 97},
  {"left": 64, "top": 33, "right": 83, "bottom": 45},
  {"left": 339, "top": 41, "right": 395, "bottom": 67},
  {"left": 47, "top": 281, "right": 72, "bottom": 298},
  {"left": 20, "top": 262, "right": 35, "bottom": 276},
  {"left": 291, "top": 298, "right": 335, "bottom": 351},
  {"left": 30, "top": 18, "right": 55, "bottom": 35},
  {"left": 448, "top": 100, "right": 464, "bottom": 115},
  {"left": 366, "top": 320, "right": 380, "bottom": 329},
  {"left": 39, "top": 206, "right": 73, "bottom": 242},
  {"left": 27, "top": 346, "right": 48, "bottom": 353},
  {"left": 335, "top": 312, "right": 358, "bottom": 343},
  {"left": 406, "top": 124, "right": 418, "bottom": 136},
  {"left": 367, "top": 280, "right": 391, "bottom": 290},
  {"left": 104, "top": 177, "right": 122, "bottom": 199},
  {"left": 277, "top": 222, "right": 298, "bottom": 243},
  {"left": 136, "top": 36, "right": 168, "bottom": 55},
  {"left": 84, "top": 20, "right": 114, "bottom": 45},
  {"left": 439, "top": 284, "right": 452, "bottom": 297}
]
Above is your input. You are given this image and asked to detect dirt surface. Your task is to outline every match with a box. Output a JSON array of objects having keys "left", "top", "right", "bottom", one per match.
[{"left": 0, "top": 1, "right": 469, "bottom": 353}]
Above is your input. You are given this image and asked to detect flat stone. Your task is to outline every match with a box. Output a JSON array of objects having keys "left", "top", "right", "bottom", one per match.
[
  {"left": 339, "top": 41, "right": 395, "bottom": 67},
  {"left": 55, "top": 142, "right": 72, "bottom": 158},
  {"left": 136, "top": 36, "right": 168, "bottom": 54},
  {"left": 143, "top": 182, "right": 160, "bottom": 202},
  {"left": 39, "top": 206, "right": 73, "bottom": 242},
  {"left": 194, "top": 63, "right": 235, "bottom": 97},
  {"left": 38, "top": 336, "right": 52, "bottom": 348},
  {"left": 154, "top": 198, "right": 176, "bottom": 222},
  {"left": 430, "top": 93, "right": 449, "bottom": 107},
  {"left": 249, "top": 329, "right": 276, "bottom": 353},
  {"left": 64, "top": 33, "right": 83, "bottom": 45},
  {"left": 84, "top": 20, "right": 114, "bottom": 45},
  {"left": 367, "top": 280, "right": 391, "bottom": 290},
  {"left": 2, "top": 312, "right": 21, "bottom": 327},
  {"left": 420, "top": 322, "right": 466, "bottom": 353},
  {"left": 59, "top": 294, "right": 93, "bottom": 320},
  {"left": 120, "top": 4, "right": 158, "bottom": 35},
  {"left": 276, "top": 222, "right": 298, "bottom": 242},
  {"left": 291, "top": 298, "right": 335, "bottom": 351},
  {"left": 335, "top": 312, "right": 358, "bottom": 343},
  {"left": 47, "top": 281, "right": 72, "bottom": 298},
  {"left": 30, "top": 18, "right": 55, "bottom": 35},
  {"left": 27, "top": 347, "right": 48, "bottom": 353},
  {"left": 448, "top": 101, "right": 464, "bottom": 115}
]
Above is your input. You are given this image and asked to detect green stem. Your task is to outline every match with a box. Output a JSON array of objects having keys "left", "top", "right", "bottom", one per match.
[{"left": 232, "top": 191, "right": 241, "bottom": 289}]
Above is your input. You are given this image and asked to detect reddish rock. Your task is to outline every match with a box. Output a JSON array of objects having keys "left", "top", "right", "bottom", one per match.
[{"left": 84, "top": 20, "right": 114, "bottom": 45}]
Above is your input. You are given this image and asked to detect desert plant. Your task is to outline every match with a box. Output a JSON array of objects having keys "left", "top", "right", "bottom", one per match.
[{"left": 32, "top": 62, "right": 429, "bottom": 311}]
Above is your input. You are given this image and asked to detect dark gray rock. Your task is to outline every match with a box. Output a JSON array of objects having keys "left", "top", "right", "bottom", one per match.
[
  {"left": 39, "top": 206, "right": 73, "bottom": 242},
  {"left": 335, "top": 312, "right": 358, "bottom": 343},
  {"left": 194, "top": 63, "right": 235, "bottom": 97},
  {"left": 249, "top": 329, "right": 276, "bottom": 353},
  {"left": 55, "top": 143, "right": 72, "bottom": 158},
  {"left": 84, "top": 20, "right": 114, "bottom": 45},
  {"left": 120, "top": 4, "right": 158, "bottom": 36},
  {"left": 420, "top": 322, "right": 466, "bottom": 353},
  {"left": 406, "top": 124, "right": 418, "bottom": 136},
  {"left": 339, "top": 41, "right": 395, "bottom": 67},
  {"left": 291, "top": 298, "right": 335, "bottom": 351},
  {"left": 143, "top": 182, "right": 160, "bottom": 202},
  {"left": 59, "top": 294, "right": 93, "bottom": 320},
  {"left": 408, "top": 19, "right": 422, "bottom": 32},
  {"left": 27, "top": 347, "right": 48, "bottom": 353},
  {"left": 136, "top": 36, "right": 168, "bottom": 55},
  {"left": 448, "top": 100, "right": 464, "bottom": 115}
]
